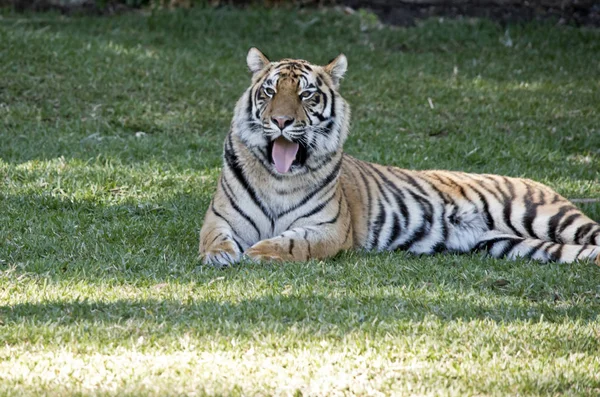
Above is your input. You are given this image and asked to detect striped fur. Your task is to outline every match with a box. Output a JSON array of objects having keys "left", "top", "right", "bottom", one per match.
[{"left": 199, "top": 48, "right": 600, "bottom": 267}]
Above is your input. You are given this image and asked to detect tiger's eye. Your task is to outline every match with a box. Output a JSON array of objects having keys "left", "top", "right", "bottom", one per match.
[
  {"left": 264, "top": 87, "right": 275, "bottom": 96},
  {"left": 300, "top": 91, "right": 314, "bottom": 100}
]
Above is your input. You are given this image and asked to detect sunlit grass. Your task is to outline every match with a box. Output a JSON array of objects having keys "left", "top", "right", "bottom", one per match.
[{"left": 0, "top": 7, "right": 599, "bottom": 396}]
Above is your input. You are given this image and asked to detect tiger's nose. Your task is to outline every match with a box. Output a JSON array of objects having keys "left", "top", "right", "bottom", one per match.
[{"left": 272, "top": 116, "right": 294, "bottom": 130}]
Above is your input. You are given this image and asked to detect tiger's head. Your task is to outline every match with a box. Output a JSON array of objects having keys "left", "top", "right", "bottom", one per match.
[{"left": 232, "top": 48, "right": 350, "bottom": 176}]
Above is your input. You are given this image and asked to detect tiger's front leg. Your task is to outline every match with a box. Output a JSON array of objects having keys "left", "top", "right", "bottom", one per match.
[
  {"left": 199, "top": 201, "right": 243, "bottom": 267},
  {"left": 245, "top": 222, "right": 353, "bottom": 263},
  {"left": 245, "top": 189, "right": 354, "bottom": 263}
]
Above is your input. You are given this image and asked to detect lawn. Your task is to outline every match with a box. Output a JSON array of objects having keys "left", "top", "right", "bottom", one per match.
[{"left": 1, "top": 6, "right": 600, "bottom": 396}]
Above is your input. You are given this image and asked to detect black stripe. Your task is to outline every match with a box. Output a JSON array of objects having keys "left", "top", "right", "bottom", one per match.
[
  {"left": 246, "top": 90, "right": 253, "bottom": 119},
  {"left": 390, "top": 189, "right": 434, "bottom": 252},
  {"left": 489, "top": 176, "right": 510, "bottom": 200},
  {"left": 385, "top": 213, "right": 402, "bottom": 250},
  {"left": 275, "top": 185, "right": 307, "bottom": 196},
  {"left": 329, "top": 87, "right": 336, "bottom": 118},
  {"left": 474, "top": 236, "right": 515, "bottom": 251},
  {"left": 575, "top": 244, "right": 589, "bottom": 260},
  {"left": 370, "top": 201, "right": 387, "bottom": 250},
  {"left": 557, "top": 213, "right": 582, "bottom": 235},
  {"left": 254, "top": 87, "right": 262, "bottom": 119},
  {"left": 210, "top": 203, "right": 232, "bottom": 228},
  {"left": 314, "top": 178, "right": 339, "bottom": 202},
  {"left": 364, "top": 163, "right": 425, "bottom": 247},
  {"left": 321, "top": 88, "right": 328, "bottom": 113},
  {"left": 358, "top": 164, "right": 398, "bottom": 250},
  {"left": 288, "top": 192, "right": 337, "bottom": 229},
  {"left": 306, "top": 152, "right": 336, "bottom": 172},
  {"left": 497, "top": 238, "right": 524, "bottom": 258},
  {"left": 501, "top": 178, "right": 522, "bottom": 236},
  {"left": 316, "top": 194, "right": 343, "bottom": 225},
  {"left": 232, "top": 236, "right": 244, "bottom": 253},
  {"left": 389, "top": 187, "right": 436, "bottom": 251},
  {"left": 547, "top": 205, "right": 575, "bottom": 243},
  {"left": 277, "top": 157, "right": 342, "bottom": 218},
  {"left": 224, "top": 135, "right": 274, "bottom": 227},
  {"left": 551, "top": 194, "right": 562, "bottom": 204},
  {"left": 410, "top": 174, "right": 450, "bottom": 246},
  {"left": 437, "top": 201, "right": 448, "bottom": 249},
  {"left": 303, "top": 229, "right": 312, "bottom": 259},
  {"left": 522, "top": 184, "right": 540, "bottom": 238},
  {"left": 426, "top": 176, "right": 472, "bottom": 243},
  {"left": 395, "top": 172, "right": 450, "bottom": 247},
  {"left": 590, "top": 229, "right": 600, "bottom": 245},
  {"left": 289, "top": 239, "right": 295, "bottom": 256},
  {"left": 408, "top": 189, "right": 434, "bottom": 227},
  {"left": 394, "top": 222, "right": 429, "bottom": 252},
  {"left": 362, "top": 162, "right": 408, "bottom": 219},
  {"left": 220, "top": 178, "right": 261, "bottom": 239},
  {"left": 208, "top": 232, "right": 223, "bottom": 246},
  {"left": 524, "top": 241, "right": 548, "bottom": 260},
  {"left": 470, "top": 175, "right": 503, "bottom": 203},
  {"left": 447, "top": 205, "right": 460, "bottom": 225},
  {"left": 387, "top": 168, "right": 428, "bottom": 197},
  {"left": 462, "top": 182, "right": 495, "bottom": 230},
  {"left": 428, "top": 173, "right": 469, "bottom": 201},
  {"left": 209, "top": 204, "right": 251, "bottom": 249},
  {"left": 321, "top": 120, "right": 335, "bottom": 136},
  {"left": 348, "top": 157, "right": 374, "bottom": 244},
  {"left": 574, "top": 223, "right": 594, "bottom": 244},
  {"left": 431, "top": 242, "right": 446, "bottom": 253},
  {"left": 310, "top": 109, "right": 327, "bottom": 122},
  {"left": 549, "top": 243, "right": 563, "bottom": 262},
  {"left": 361, "top": 163, "right": 393, "bottom": 205}
]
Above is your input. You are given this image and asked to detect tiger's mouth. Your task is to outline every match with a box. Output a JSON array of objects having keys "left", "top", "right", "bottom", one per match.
[{"left": 267, "top": 136, "right": 308, "bottom": 174}]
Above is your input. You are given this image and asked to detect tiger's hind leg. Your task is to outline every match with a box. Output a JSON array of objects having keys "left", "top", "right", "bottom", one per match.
[
  {"left": 529, "top": 201, "right": 600, "bottom": 247},
  {"left": 473, "top": 231, "right": 600, "bottom": 265}
]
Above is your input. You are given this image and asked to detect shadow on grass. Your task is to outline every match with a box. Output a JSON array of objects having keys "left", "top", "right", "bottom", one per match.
[{"left": 2, "top": 293, "right": 599, "bottom": 355}]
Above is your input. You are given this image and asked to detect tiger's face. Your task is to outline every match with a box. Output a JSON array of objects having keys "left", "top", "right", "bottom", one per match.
[{"left": 232, "top": 48, "right": 350, "bottom": 176}]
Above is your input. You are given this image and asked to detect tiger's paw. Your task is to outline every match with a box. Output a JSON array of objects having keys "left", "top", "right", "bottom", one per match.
[
  {"left": 201, "top": 240, "right": 241, "bottom": 267},
  {"left": 245, "top": 239, "right": 294, "bottom": 263}
]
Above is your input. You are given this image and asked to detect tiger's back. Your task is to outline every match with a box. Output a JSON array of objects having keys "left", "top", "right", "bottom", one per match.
[{"left": 199, "top": 48, "right": 600, "bottom": 267}]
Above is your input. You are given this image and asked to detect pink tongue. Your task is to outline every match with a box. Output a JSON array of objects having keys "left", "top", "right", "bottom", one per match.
[{"left": 272, "top": 137, "right": 299, "bottom": 174}]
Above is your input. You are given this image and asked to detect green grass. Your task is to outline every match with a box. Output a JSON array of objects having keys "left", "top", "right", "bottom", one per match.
[{"left": 1, "top": 7, "right": 600, "bottom": 396}]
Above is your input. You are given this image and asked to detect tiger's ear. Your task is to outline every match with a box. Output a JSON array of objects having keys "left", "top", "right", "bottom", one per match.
[
  {"left": 247, "top": 48, "right": 270, "bottom": 75},
  {"left": 324, "top": 54, "right": 347, "bottom": 88}
]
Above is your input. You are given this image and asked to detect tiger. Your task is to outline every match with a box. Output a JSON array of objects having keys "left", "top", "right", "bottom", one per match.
[{"left": 199, "top": 48, "right": 600, "bottom": 267}]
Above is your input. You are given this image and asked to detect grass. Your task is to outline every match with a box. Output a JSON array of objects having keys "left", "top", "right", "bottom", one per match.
[{"left": 1, "top": 6, "right": 600, "bottom": 396}]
